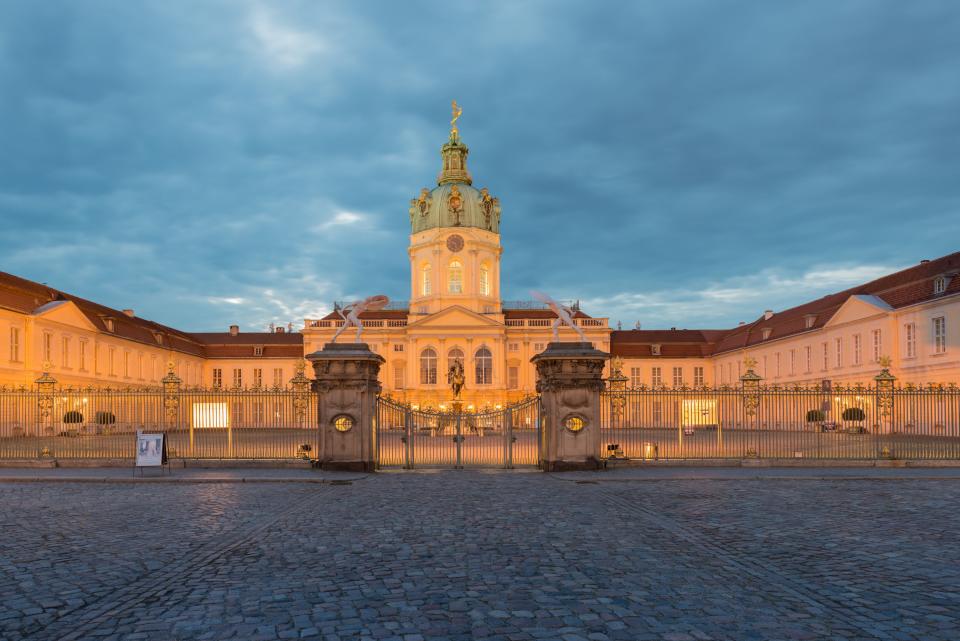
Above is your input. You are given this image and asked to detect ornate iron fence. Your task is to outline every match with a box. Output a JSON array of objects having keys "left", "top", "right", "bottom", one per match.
[
  {"left": 0, "top": 384, "right": 318, "bottom": 461},
  {"left": 600, "top": 383, "right": 960, "bottom": 461},
  {"left": 376, "top": 396, "right": 540, "bottom": 468}
]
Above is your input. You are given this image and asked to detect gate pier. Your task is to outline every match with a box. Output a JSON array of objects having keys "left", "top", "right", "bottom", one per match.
[
  {"left": 307, "top": 343, "right": 384, "bottom": 472},
  {"left": 533, "top": 341, "right": 610, "bottom": 471}
]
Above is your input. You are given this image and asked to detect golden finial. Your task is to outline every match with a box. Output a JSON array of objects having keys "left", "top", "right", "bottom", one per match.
[
  {"left": 611, "top": 356, "right": 624, "bottom": 376},
  {"left": 450, "top": 100, "right": 463, "bottom": 139},
  {"left": 878, "top": 355, "right": 892, "bottom": 368},
  {"left": 743, "top": 356, "right": 758, "bottom": 370},
  {"left": 42, "top": 360, "right": 52, "bottom": 372},
  {"left": 167, "top": 360, "right": 176, "bottom": 374}
]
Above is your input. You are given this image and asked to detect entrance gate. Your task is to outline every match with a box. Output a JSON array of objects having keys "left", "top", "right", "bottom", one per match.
[{"left": 376, "top": 397, "right": 540, "bottom": 468}]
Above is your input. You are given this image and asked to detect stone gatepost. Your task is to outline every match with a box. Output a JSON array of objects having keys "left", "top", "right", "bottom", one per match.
[
  {"left": 307, "top": 343, "right": 385, "bottom": 472},
  {"left": 532, "top": 342, "right": 610, "bottom": 471}
]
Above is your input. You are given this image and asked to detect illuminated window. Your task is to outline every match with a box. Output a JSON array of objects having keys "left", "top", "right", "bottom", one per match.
[
  {"left": 507, "top": 366, "right": 519, "bottom": 389},
  {"left": 475, "top": 347, "right": 492, "bottom": 384},
  {"left": 420, "top": 348, "right": 437, "bottom": 384},
  {"left": 905, "top": 323, "right": 916, "bottom": 358},
  {"left": 9, "top": 327, "right": 20, "bottom": 362},
  {"left": 421, "top": 264, "right": 432, "bottom": 296},
  {"left": 693, "top": 366, "right": 704, "bottom": 387},
  {"left": 933, "top": 316, "right": 947, "bottom": 354},
  {"left": 448, "top": 260, "right": 463, "bottom": 294},
  {"left": 479, "top": 264, "right": 490, "bottom": 296},
  {"left": 394, "top": 364, "right": 405, "bottom": 389}
]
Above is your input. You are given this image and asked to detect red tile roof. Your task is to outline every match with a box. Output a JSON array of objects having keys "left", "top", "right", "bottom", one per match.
[{"left": 611, "top": 330, "right": 722, "bottom": 359}]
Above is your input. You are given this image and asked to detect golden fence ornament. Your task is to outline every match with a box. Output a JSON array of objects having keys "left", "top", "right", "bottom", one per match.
[
  {"left": 161, "top": 361, "right": 182, "bottom": 424},
  {"left": 289, "top": 359, "right": 311, "bottom": 424},
  {"left": 739, "top": 358, "right": 763, "bottom": 418}
]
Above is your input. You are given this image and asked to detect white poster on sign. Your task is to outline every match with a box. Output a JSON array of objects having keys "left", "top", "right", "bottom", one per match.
[{"left": 135, "top": 432, "right": 166, "bottom": 467}]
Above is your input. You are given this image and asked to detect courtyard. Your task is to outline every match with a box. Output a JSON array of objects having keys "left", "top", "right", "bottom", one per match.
[{"left": 1, "top": 469, "right": 959, "bottom": 641}]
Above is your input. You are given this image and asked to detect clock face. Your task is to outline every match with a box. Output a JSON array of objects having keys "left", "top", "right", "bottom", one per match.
[{"left": 446, "top": 234, "right": 464, "bottom": 252}]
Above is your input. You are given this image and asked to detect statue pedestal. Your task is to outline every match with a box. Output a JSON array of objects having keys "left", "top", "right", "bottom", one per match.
[
  {"left": 532, "top": 342, "right": 609, "bottom": 472},
  {"left": 306, "top": 342, "right": 385, "bottom": 472}
]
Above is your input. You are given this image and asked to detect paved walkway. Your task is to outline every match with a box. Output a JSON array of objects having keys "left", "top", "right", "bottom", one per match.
[{"left": 1, "top": 470, "right": 957, "bottom": 640}]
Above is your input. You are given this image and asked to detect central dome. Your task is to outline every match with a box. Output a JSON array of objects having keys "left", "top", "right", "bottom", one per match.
[
  {"left": 410, "top": 183, "right": 500, "bottom": 234},
  {"left": 408, "top": 123, "right": 501, "bottom": 235}
]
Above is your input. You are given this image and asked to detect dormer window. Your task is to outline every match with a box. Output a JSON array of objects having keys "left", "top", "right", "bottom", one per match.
[
  {"left": 804, "top": 314, "right": 817, "bottom": 329},
  {"left": 651, "top": 344, "right": 661, "bottom": 356},
  {"left": 254, "top": 346, "right": 264, "bottom": 357},
  {"left": 153, "top": 331, "right": 164, "bottom": 346},
  {"left": 102, "top": 317, "right": 114, "bottom": 332},
  {"left": 762, "top": 328, "right": 773, "bottom": 340},
  {"left": 934, "top": 275, "right": 947, "bottom": 295}
]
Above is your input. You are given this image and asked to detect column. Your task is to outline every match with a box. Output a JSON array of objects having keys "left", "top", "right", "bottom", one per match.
[
  {"left": 532, "top": 341, "right": 609, "bottom": 471},
  {"left": 307, "top": 342, "right": 385, "bottom": 472}
]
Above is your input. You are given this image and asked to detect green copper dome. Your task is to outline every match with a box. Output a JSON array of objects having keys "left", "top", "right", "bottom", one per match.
[{"left": 408, "top": 119, "right": 501, "bottom": 234}]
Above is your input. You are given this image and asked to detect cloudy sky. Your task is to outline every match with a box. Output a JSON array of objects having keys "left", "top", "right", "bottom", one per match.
[{"left": 1, "top": 1, "right": 958, "bottom": 332}]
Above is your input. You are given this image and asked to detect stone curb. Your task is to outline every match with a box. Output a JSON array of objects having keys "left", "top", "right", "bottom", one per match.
[{"left": 0, "top": 476, "right": 368, "bottom": 484}]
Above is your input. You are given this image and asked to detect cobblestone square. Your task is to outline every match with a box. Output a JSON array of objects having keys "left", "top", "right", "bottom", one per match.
[{"left": 2, "top": 471, "right": 958, "bottom": 641}]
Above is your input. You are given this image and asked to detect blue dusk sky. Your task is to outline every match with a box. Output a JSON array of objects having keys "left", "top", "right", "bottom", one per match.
[{"left": 1, "top": 1, "right": 958, "bottom": 332}]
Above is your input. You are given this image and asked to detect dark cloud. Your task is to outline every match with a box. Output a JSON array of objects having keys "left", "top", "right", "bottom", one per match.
[{"left": 1, "top": 1, "right": 958, "bottom": 331}]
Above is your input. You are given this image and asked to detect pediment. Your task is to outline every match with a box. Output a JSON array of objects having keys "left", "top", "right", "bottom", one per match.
[
  {"left": 407, "top": 305, "right": 502, "bottom": 329},
  {"left": 824, "top": 295, "right": 892, "bottom": 328},
  {"left": 32, "top": 300, "right": 99, "bottom": 331}
]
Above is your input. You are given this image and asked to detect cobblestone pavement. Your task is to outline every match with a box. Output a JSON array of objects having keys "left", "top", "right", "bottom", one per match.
[{"left": 1, "top": 472, "right": 958, "bottom": 641}]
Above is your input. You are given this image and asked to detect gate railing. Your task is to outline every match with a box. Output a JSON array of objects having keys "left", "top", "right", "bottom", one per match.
[
  {"left": 600, "top": 384, "right": 960, "bottom": 461},
  {"left": 0, "top": 384, "right": 318, "bottom": 461},
  {"left": 376, "top": 396, "right": 540, "bottom": 468}
]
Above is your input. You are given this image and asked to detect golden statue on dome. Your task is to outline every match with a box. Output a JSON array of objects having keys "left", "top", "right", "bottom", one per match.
[{"left": 450, "top": 100, "right": 463, "bottom": 139}]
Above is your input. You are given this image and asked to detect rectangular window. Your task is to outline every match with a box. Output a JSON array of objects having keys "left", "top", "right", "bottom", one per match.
[
  {"left": 693, "top": 366, "right": 704, "bottom": 386},
  {"left": 672, "top": 367, "right": 683, "bottom": 387},
  {"left": 853, "top": 334, "right": 862, "bottom": 366},
  {"left": 905, "top": 323, "right": 916, "bottom": 358},
  {"left": 775, "top": 353, "right": 781, "bottom": 378},
  {"left": 507, "top": 366, "right": 519, "bottom": 389},
  {"left": 43, "top": 333, "right": 52, "bottom": 363},
  {"left": 137, "top": 353, "right": 143, "bottom": 379},
  {"left": 822, "top": 342, "right": 829, "bottom": 371},
  {"left": 79, "top": 340, "right": 87, "bottom": 371},
  {"left": 805, "top": 345, "right": 811, "bottom": 374},
  {"left": 933, "top": 316, "right": 947, "bottom": 354},
  {"left": 253, "top": 346, "right": 264, "bottom": 357},
  {"left": 651, "top": 367, "right": 662, "bottom": 387},
  {"left": 393, "top": 344, "right": 404, "bottom": 352},
  {"left": 150, "top": 355, "right": 157, "bottom": 380},
  {"left": 123, "top": 352, "right": 130, "bottom": 378},
  {"left": 108, "top": 347, "right": 116, "bottom": 376},
  {"left": 872, "top": 329, "right": 882, "bottom": 362},
  {"left": 762, "top": 355, "right": 767, "bottom": 378},
  {"left": 394, "top": 365, "right": 405, "bottom": 389},
  {"left": 508, "top": 343, "right": 519, "bottom": 352},
  {"left": 273, "top": 368, "right": 284, "bottom": 388},
  {"left": 835, "top": 337, "right": 842, "bottom": 368},
  {"left": 61, "top": 337, "right": 70, "bottom": 368},
  {"left": 213, "top": 368, "right": 223, "bottom": 389},
  {"left": 629, "top": 367, "right": 642, "bottom": 388},
  {"left": 789, "top": 349, "right": 796, "bottom": 376},
  {"left": 232, "top": 368, "right": 243, "bottom": 388},
  {"left": 253, "top": 368, "right": 263, "bottom": 388},
  {"left": 9, "top": 327, "right": 20, "bottom": 362},
  {"left": 533, "top": 343, "right": 545, "bottom": 352}
]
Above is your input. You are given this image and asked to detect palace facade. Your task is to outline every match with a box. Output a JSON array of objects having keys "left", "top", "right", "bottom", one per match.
[{"left": 1, "top": 117, "right": 958, "bottom": 403}]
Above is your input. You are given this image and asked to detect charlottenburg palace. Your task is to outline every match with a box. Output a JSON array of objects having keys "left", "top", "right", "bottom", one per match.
[{"left": 2, "top": 120, "right": 958, "bottom": 407}]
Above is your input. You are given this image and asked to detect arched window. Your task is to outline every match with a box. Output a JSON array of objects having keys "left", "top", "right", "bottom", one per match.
[
  {"left": 475, "top": 347, "right": 492, "bottom": 385},
  {"left": 421, "top": 264, "right": 432, "bottom": 296},
  {"left": 448, "top": 260, "right": 463, "bottom": 294},
  {"left": 448, "top": 347, "right": 464, "bottom": 368},
  {"left": 420, "top": 348, "right": 437, "bottom": 384},
  {"left": 479, "top": 264, "right": 490, "bottom": 296}
]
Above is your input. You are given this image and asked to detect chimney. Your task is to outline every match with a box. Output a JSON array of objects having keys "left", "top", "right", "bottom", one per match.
[
  {"left": 229, "top": 324, "right": 239, "bottom": 336},
  {"left": 738, "top": 321, "right": 746, "bottom": 326},
  {"left": 275, "top": 326, "right": 285, "bottom": 334},
  {"left": 122, "top": 309, "right": 135, "bottom": 318},
  {"left": 920, "top": 259, "right": 930, "bottom": 264},
  {"left": 763, "top": 310, "right": 774, "bottom": 321}
]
